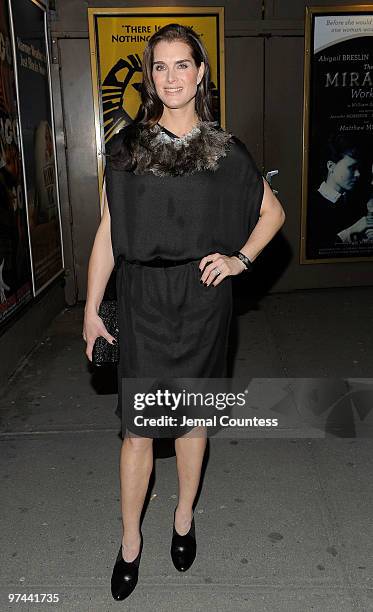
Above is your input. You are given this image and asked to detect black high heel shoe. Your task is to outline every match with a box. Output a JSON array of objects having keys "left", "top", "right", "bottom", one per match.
[
  {"left": 171, "top": 507, "right": 196, "bottom": 572},
  {"left": 111, "top": 532, "right": 143, "bottom": 600}
]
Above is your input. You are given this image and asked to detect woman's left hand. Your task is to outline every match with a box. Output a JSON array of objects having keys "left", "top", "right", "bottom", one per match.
[{"left": 199, "top": 252, "right": 246, "bottom": 287}]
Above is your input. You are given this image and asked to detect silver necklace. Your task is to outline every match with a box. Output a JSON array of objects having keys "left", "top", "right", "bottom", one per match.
[{"left": 153, "top": 122, "right": 202, "bottom": 150}]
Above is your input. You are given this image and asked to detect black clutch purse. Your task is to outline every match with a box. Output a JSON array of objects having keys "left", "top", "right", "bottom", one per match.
[{"left": 92, "top": 300, "right": 119, "bottom": 366}]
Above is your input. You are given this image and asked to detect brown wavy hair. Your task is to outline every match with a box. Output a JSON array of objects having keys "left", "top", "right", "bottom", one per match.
[{"left": 134, "top": 23, "right": 215, "bottom": 126}]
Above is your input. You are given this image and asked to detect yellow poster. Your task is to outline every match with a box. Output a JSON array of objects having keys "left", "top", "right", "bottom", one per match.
[{"left": 88, "top": 7, "right": 225, "bottom": 196}]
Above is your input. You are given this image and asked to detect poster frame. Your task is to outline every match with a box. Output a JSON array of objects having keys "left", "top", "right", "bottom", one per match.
[
  {"left": 7, "top": 0, "right": 65, "bottom": 296},
  {"left": 300, "top": 4, "right": 373, "bottom": 265}
]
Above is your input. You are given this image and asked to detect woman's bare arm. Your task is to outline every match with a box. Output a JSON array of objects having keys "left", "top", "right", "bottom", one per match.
[
  {"left": 85, "top": 178, "right": 115, "bottom": 314},
  {"left": 238, "top": 178, "right": 286, "bottom": 264},
  {"left": 83, "top": 179, "right": 116, "bottom": 361}
]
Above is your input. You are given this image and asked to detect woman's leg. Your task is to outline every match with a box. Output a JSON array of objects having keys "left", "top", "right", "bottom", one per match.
[
  {"left": 174, "top": 426, "right": 207, "bottom": 534},
  {"left": 119, "top": 434, "right": 153, "bottom": 561}
]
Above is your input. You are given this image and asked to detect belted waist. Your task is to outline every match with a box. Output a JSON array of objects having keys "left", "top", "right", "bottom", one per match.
[{"left": 120, "top": 256, "right": 200, "bottom": 268}]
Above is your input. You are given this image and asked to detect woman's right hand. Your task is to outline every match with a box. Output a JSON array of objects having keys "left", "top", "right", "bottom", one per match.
[{"left": 83, "top": 308, "right": 117, "bottom": 362}]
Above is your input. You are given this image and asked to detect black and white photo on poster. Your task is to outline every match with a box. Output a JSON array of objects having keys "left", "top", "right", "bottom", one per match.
[{"left": 301, "top": 9, "right": 373, "bottom": 263}]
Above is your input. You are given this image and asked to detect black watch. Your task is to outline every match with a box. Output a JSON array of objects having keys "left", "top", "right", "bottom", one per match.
[{"left": 231, "top": 251, "right": 253, "bottom": 272}]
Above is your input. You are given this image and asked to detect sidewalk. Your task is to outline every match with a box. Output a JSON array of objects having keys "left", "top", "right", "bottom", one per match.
[{"left": 1, "top": 287, "right": 373, "bottom": 612}]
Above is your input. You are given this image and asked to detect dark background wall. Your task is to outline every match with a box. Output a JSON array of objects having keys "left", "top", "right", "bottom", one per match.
[{"left": 49, "top": 0, "right": 373, "bottom": 302}]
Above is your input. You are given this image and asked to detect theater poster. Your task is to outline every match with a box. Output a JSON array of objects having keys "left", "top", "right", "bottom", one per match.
[
  {"left": 88, "top": 7, "right": 225, "bottom": 207},
  {"left": 0, "top": 0, "right": 32, "bottom": 326},
  {"left": 9, "top": 0, "right": 64, "bottom": 294},
  {"left": 301, "top": 6, "right": 373, "bottom": 264}
]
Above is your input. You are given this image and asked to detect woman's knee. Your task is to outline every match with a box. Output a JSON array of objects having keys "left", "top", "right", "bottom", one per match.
[
  {"left": 176, "top": 425, "right": 207, "bottom": 440},
  {"left": 122, "top": 434, "right": 153, "bottom": 452}
]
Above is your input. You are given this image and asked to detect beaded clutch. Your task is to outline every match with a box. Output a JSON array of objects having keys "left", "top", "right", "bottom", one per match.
[{"left": 92, "top": 300, "right": 119, "bottom": 366}]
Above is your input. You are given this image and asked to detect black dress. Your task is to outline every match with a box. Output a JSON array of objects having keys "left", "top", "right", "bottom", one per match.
[{"left": 104, "top": 121, "right": 264, "bottom": 438}]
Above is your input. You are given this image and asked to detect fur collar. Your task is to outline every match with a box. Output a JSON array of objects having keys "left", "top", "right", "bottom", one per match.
[{"left": 129, "top": 121, "right": 233, "bottom": 177}]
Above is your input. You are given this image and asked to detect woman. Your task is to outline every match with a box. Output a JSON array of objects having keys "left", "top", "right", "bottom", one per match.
[{"left": 83, "top": 23, "right": 285, "bottom": 601}]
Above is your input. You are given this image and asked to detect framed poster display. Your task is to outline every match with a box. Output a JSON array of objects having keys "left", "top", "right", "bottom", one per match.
[
  {"left": 301, "top": 6, "right": 373, "bottom": 264},
  {"left": 88, "top": 7, "right": 225, "bottom": 206},
  {"left": 0, "top": 0, "right": 33, "bottom": 326},
  {"left": 8, "top": 0, "right": 64, "bottom": 295}
]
